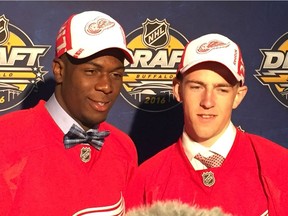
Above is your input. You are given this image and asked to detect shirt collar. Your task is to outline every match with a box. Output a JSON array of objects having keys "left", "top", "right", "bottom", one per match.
[
  {"left": 182, "top": 122, "right": 236, "bottom": 160},
  {"left": 45, "top": 93, "right": 83, "bottom": 134}
]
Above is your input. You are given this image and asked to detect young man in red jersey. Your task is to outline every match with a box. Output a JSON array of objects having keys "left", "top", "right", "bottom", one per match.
[
  {"left": 0, "top": 11, "right": 137, "bottom": 215},
  {"left": 125, "top": 33, "right": 288, "bottom": 215}
]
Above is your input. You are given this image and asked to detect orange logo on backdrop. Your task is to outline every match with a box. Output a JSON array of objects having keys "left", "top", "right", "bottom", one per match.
[
  {"left": 0, "top": 15, "right": 50, "bottom": 112},
  {"left": 255, "top": 32, "right": 288, "bottom": 108},
  {"left": 121, "top": 18, "right": 188, "bottom": 112}
]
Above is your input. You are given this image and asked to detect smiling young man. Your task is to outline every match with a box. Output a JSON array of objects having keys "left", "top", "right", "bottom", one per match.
[
  {"left": 0, "top": 11, "right": 137, "bottom": 215},
  {"left": 125, "top": 33, "right": 288, "bottom": 216}
]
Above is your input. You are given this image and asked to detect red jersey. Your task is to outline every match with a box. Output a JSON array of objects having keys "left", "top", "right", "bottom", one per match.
[
  {"left": 125, "top": 129, "right": 288, "bottom": 215},
  {"left": 0, "top": 100, "right": 138, "bottom": 215}
]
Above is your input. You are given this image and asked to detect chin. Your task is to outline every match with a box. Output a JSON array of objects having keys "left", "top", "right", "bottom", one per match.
[
  {"left": 83, "top": 115, "right": 108, "bottom": 128},
  {"left": 93, "top": 116, "right": 107, "bottom": 125}
]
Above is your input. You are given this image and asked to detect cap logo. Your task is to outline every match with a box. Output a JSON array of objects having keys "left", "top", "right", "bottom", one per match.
[
  {"left": 238, "top": 57, "right": 245, "bottom": 78},
  {"left": 85, "top": 17, "right": 115, "bottom": 36},
  {"left": 233, "top": 48, "right": 245, "bottom": 79},
  {"left": 197, "top": 39, "right": 230, "bottom": 54}
]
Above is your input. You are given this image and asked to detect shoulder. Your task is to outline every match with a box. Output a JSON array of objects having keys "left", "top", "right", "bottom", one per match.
[
  {"left": 137, "top": 142, "right": 180, "bottom": 174},
  {"left": 242, "top": 131, "right": 288, "bottom": 203},
  {"left": 239, "top": 131, "right": 288, "bottom": 173},
  {"left": 0, "top": 101, "right": 57, "bottom": 153},
  {"left": 243, "top": 131, "right": 288, "bottom": 154},
  {"left": 0, "top": 101, "right": 50, "bottom": 164},
  {"left": 0, "top": 100, "right": 47, "bottom": 126}
]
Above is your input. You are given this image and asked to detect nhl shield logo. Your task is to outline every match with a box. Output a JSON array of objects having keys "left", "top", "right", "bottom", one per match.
[
  {"left": 80, "top": 147, "right": 91, "bottom": 163},
  {"left": 121, "top": 18, "right": 188, "bottom": 112},
  {"left": 0, "top": 15, "right": 9, "bottom": 45},
  {"left": 202, "top": 171, "right": 215, "bottom": 187},
  {"left": 142, "top": 18, "right": 170, "bottom": 50}
]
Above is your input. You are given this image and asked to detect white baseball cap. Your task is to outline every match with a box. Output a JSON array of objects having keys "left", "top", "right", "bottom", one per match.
[
  {"left": 178, "top": 33, "right": 245, "bottom": 86},
  {"left": 55, "top": 11, "right": 134, "bottom": 63}
]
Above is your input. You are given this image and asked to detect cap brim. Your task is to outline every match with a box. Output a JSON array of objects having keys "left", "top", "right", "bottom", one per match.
[
  {"left": 179, "top": 60, "right": 241, "bottom": 83},
  {"left": 67, "top": 46, "right": 134, "bottom": 64}
]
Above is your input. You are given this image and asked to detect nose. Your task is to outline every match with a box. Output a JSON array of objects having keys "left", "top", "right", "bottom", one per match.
[
  {"left": 95, "top": 73, "right": 113, "bottom": 94},
  {"left": 200, "top": 89, "right": 215, "bottom": 109}
]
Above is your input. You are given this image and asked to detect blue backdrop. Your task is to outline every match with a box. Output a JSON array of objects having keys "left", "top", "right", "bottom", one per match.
[{"left": 0, "top": 1, "right": 287, "bottom": 163}]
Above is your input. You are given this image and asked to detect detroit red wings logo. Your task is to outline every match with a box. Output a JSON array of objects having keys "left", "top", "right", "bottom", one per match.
[
  {"left": 238, "top": 57, "right": 245, "bottom": 79},
  {"left": 85, "top": 17, "right": 115, "bottom": 35},
  {"left": 197, "top": 40, "right": 230, "bottom": 54}
]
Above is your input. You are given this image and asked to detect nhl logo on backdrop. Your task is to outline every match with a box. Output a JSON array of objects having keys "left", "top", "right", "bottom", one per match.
[
  {"left": 142, "top": 19, "right": 170, "bottom": 50},
  {"left": 0, "top": 14, "right": 50, "bottom": 112},
  {"left": 0, "top": 15, "right": 9, "bottom": 44},
  {"left": 255, "top": 32, "right": 288, "bottom": 108},
  {"left": 122, "top": 18, "right": 188, "bottom": 112}
]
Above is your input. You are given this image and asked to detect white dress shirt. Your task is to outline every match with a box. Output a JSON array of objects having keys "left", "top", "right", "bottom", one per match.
[
  {"left": 45, "top": 93, "right": 83, "bottom": 134},
  {"left": 182, "top": 122, "right": 236, "bottom": 170}
]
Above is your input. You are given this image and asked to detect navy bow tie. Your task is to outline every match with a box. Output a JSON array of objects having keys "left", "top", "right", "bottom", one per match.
[{"left": 63, "top": 124, "right": 110, "bottom": 150}]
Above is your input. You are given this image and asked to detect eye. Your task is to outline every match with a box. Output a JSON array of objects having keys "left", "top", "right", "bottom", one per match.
[
  {"left": 217, "top": 87, "right": 230, "bottom": 93},
  {"left": 191, "top": 85, "right": 200, "bottom": 89},
  {"left": 84, "top": 69, "right": 97, "bottom": 75},
  {"left": 189, "top": 83, "right": 203, "bottom": 91},
  {"left": 110, "top": 71, "right": 124, "bottom": 80}
]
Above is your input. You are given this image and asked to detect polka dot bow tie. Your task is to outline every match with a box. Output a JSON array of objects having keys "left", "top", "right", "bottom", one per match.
[
  {"left": 63, "top": 124, "right": 110, "bottom": 150},
  {"left": 194, "top": 152, "right": 225, "bottom": 168}
]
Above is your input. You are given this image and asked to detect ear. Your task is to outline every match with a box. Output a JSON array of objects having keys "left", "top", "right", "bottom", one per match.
[
  {"left": 232, "top": 85, "right": 248, "bottom": 109},
  {"left": 52, "top": 57, "right": 65, "bottom": 84},
  {"left": 173, "top": 77, "right": 182, "bottom": 102}
]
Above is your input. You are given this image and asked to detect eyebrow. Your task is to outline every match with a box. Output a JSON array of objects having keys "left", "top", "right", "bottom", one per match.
[
  {"left": 85, "top": 61, "right": 125, "bottom": 71},
  {"left": 185, "top": 80, "right": 233, "bottom": 87}
]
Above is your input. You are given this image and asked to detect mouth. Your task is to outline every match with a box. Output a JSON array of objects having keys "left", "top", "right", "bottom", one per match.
[
  {"left": 88, "top": 98, "right": 111, "bottom": 112},
  {"left": 198, "top": 114, "right": 216, "bottom": 119}
]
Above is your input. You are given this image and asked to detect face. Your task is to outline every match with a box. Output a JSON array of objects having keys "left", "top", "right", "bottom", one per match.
[
  {"left": 173, "top": 62, "right": 248, "bottom": 147},
  {"left": 53, "top": 48, "right": 125, "bottom": 131}
]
